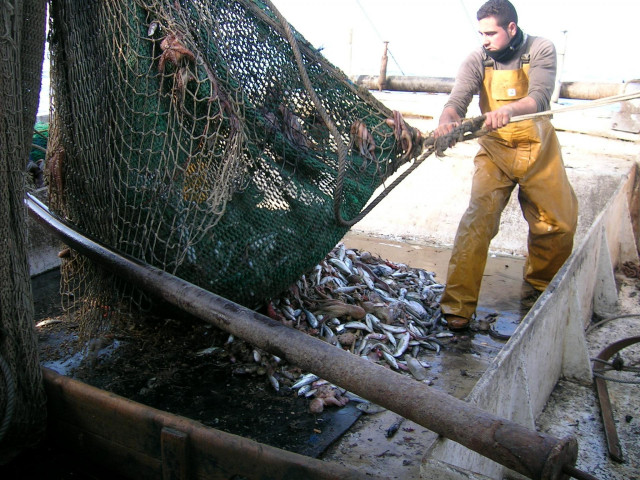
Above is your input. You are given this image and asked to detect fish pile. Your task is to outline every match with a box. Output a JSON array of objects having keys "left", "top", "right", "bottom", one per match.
[{"left": 205, "top": 242, "right": 452, "bottom": 413}]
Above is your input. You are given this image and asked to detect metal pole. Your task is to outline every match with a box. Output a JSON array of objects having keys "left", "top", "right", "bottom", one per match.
[{"left": 27, "top": 193, "right": 578, "bottom": 480}]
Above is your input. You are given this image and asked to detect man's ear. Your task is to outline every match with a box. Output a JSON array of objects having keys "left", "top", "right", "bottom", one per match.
[{"left": 507, "top": 21, "right": 517, "bottom": 37}]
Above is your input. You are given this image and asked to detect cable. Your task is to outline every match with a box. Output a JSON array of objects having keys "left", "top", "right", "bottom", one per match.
[
  {"left": 354, "top": 0, "right": 406, "bottom": 75},
  {"left": 511, "top": 90, "right": 640, "bottom": 123},
  {"left": 593, "top": 372, "right": 640, "bottom": 385},
  {"left": 585, "top": 313, "right": 640, "bottom": 335}
]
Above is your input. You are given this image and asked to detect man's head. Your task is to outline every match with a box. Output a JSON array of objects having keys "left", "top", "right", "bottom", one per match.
[
  {"left": 477, "top": 0, "right": 519, "bottom": 53},
  {"left": 477, "top": 0, "right": 518, "bottom": 28}
]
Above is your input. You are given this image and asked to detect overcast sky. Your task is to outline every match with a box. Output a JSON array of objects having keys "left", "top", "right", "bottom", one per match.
[
  {"left": 272, "top": 0, "right": 640, "bottom": 83},
  {"left": 36, "top": 1, "right": 639, "bottom": 116}
]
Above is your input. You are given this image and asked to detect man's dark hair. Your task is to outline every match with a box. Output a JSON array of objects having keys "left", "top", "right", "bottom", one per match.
[{"left": 477, "top": 0, "right": 518, "bottom": 28}]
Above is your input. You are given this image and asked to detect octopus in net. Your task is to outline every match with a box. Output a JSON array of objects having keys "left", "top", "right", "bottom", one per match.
[
  {"left": 279, "top": 104, "right": 310, "bottom": 149},
  {"left": 385, "top": 110, "right": 423, "bottom": 160},
  {"left": 157, "top": 33, "right": 196, "bottom": 105},
  {"left": 46, "top": 145, "right": 65, "bottom": 212},
  {"left": 349, "top": 120, "right": 377, "bottom": 171}
]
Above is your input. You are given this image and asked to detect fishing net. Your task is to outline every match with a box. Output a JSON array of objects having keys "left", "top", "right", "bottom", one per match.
[
  {"left": 46, "top": 0, "right": 424, "bottom": 329},
  {"left": 0, "top": 0, "right": 48, "bottom": 462}
]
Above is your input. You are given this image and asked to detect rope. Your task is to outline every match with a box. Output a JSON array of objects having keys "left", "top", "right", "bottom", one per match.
[
  {"left": 0, "top": 352, "right": 16, "bottom": 442},
  {"left": 259, "top": 4, "right": 640, "bottom": 227},
  {"left": 333, "top": 115, "right": 487, "bottom": 226},
  {"left": 332, "top": 87, "right": 640, "bottom": 226},
  {"left": 262, "top": 0, "right": 355, "bottom": 226},
  {"left": 511, "top": 90, "right": 640, "bottom": 122}
]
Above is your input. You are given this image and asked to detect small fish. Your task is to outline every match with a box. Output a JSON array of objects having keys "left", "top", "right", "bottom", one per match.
[
  {"left": 381, "top": 350, "right": 399, "bottom": 369},
  {"left": 343, "top": 391, "right": 368, "bottom": 403},
  {"left": 253, "top": 349, "right": 261, "bottom": 363},
  {"left": 356, "top": 402, "right": 387, "bottom": 414},
  {"left": 393, "top": 331, "right": 411, "bottom": 358},
  {"left": 385, "top": 417, "right": 405, "bottom": 438},
  {"left": 333, "top": 286, "right": 359, "bottom": 294},
  {"left": 329, "top": 257, "right": 353, "bottom": 276},
  {"left": 195, "top": 346, "right": 220, "bottom": 356},
  {"left": 148, "top": 20, "right": 160, "bottom": 36},
  {"left": 303, "top": 309, "right": 319, "bottom": 328},
  {"left": 292, "top": 373, "right": 319, "bottom": 389},
  {"left": 297, "top": 384, "right": 312, "bottom": 396},
  {"left": 435, "top": 332, "right": 454, "bottom": 338},
  {"left": 35, "top": 319, "right": 63, "bottom": 328},
  {"left": 268, "top": 373, "right": 279, "bottom": 392},
  {"left": 344, "top": 321, "right": 373, "bottom": 333},
  {"left": 378, "top": 323, "right": 407, "bottom": 334}
]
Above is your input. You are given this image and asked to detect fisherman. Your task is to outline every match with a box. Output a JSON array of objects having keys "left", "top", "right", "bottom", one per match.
[{"left": 433, "top": 0, "right": 578, "bottom": 331}]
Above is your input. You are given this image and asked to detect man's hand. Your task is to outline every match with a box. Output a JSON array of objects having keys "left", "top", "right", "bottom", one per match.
[
  {"left": 434, "top": 121, "right": 461, "bottom": 138},
  {"left": 434, "top": 107, "right": 461, "bottom": 138},
  {"left": 483, "top": 96, "right": 537, "bottom": 131},
  {"left": 483, "top": 105, "right": 514, "bottom": 131}
]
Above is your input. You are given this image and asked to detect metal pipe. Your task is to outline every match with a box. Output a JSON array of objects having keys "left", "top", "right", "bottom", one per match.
[
  {"left": 26, "top": 193, "right": 578, "bottom": 479},
  {"left": 350, "top": 75, "right": 624, "bottom": 100}
]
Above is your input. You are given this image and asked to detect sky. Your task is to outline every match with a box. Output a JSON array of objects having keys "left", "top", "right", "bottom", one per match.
[
  {"left": 37, "top": 0, "right": 639, "bottom": 116},
  {"left": 271, "top": 0, "right": 640, "bottom": 83}
]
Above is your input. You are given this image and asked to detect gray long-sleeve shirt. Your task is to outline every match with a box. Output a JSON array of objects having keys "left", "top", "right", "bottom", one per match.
[{"left": 445, "top": 35, "right": 557, "bottom": 118}]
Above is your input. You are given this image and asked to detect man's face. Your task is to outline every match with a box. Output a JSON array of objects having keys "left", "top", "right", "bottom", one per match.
[{"left": 478, "top": 16, "right": 516, "bottom": 51}]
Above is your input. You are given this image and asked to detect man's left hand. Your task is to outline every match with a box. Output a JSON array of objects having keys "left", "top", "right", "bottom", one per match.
[{"left": 484, "top": 106, "right": 514, "bottom": 131}]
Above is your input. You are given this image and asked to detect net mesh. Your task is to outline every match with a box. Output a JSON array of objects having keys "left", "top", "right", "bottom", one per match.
[
  {"left": 47, "top": 0, "right": 421, "bottom": 324},
  {"left": 0, "top": 0, "right": 48, "bottom": 462}
]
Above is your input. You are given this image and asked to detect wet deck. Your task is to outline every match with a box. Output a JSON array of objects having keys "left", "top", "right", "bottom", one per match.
[{"left": 322, "top": 232, "right": 529, "bottom": 479}]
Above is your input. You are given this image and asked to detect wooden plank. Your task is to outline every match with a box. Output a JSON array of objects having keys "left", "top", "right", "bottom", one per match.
[
  {"left": 161, "top": 427, "right": 189, "bottom": 480},
  {"left": 43, "top": 368, "right": 375, "bottom": 480}
]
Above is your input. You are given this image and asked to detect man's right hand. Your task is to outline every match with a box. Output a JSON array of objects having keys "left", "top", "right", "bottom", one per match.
[
  {"left": 433, "top": 107, "right": 462, "bottom": 139},
  {"left": 433, "top": 121, "right": 460, "bottom": 138}
]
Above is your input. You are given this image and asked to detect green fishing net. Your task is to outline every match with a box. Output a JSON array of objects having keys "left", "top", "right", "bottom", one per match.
[{"left": 48, "top": 0, "right": 420, "bottom": 312}]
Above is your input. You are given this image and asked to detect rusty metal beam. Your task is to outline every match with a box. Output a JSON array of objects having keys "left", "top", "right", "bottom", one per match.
[
  {"left": 350, "top": 75, "right": 623, "bottom": 100},
  {"left": 27, "top": 193, "right": 578, "bottom": 480}
]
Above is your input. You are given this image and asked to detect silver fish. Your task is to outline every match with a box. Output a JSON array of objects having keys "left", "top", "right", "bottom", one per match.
[
  {"left": 359, "top": 267, "right": 375, "bottom": 290},
  {"left": 195, "top": 346, "right": 220, "bottom": 356},
  {"left": 333, "top": 286, "right": 359, "bottom": 294},
  {"left": 378, "top": 323, "right": 408, "bottom": 334},
  {"left": 329, "top": 257, "right": 353, "bottom": 276},
  {"left": 297, "top": 384, "right": 312, "bottom": 396},
  {"left": 393, "top": 331, "right": 411, "bottom": 357},
  {"left": 356, "top": 402, "right": 387, "bottom": 414},
  {"left": 383, "top": 328, "right": 397, "bottom": 347},
  {"left": 381, "top": 350, "right": 399, "bottom": 369},
  {"left": 292, "top": 373, "right": 319, "bottom": 389},
  {"left": 344, "top": 321, "right": 373, "bottom": 333},
  {"left": 404, "top": 299, "right": 428, "bottom": 320},
  {"left": 268, "top": 374, "right": 279, "bottom": 392},
  {"left": 303, "top": 309, "right": 319, "bottom": 328},
  {"left": 435, "top": 332, "right": 454, "bottom": 338}
]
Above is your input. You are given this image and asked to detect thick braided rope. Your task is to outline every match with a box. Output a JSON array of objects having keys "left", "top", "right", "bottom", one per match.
[
  {"left": 262, "top": 0, "right": 354, "bottom": 226},
  {"left": 0, "top": 352, "right": 16, "bottom": 442}
]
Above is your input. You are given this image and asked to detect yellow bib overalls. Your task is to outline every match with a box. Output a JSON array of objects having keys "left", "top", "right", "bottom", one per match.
[{"left": 440, "top": 58, "right": 578, "bottom": 321}]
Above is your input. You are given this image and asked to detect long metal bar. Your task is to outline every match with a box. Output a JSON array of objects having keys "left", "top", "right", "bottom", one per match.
[
  {"left": 349, "top": 75, "right": 623, "bottom": 100},
  {"left": 27, "top": 193, "right": 578, "bottom": 480}
]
